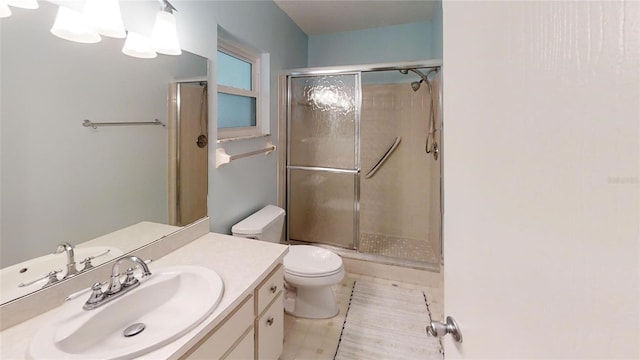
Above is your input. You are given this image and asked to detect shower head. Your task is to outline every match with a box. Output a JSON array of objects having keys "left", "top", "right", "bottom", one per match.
[{"left": 400, "top": 67, "right": 438, "bottom": 91}]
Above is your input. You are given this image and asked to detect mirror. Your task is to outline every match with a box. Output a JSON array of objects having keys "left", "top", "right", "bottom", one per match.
[{"left": 0, "top": 2, "right": 208, "bottom": 304}]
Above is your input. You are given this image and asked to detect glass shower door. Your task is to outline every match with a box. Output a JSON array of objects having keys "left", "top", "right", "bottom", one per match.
[{"left": 287, "top": 74, "right": 359, "bottom": 249}]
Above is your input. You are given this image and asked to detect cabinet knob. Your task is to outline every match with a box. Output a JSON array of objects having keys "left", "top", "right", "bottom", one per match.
[
  {"left": 266, "top": 317, "right": 274, "bottom": 326},
  {"left": 270, "top": 285, "right": 278, "bottom": 293}
]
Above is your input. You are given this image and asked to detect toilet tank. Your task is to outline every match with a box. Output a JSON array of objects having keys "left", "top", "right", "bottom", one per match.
[{"left": 231, "top": 205, "right": 285, "bottom": 243}]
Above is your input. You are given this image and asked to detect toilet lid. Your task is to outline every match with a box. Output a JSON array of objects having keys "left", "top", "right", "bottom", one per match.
[{"left": 284, "top": 245, "right": 343, "bottom": 277}]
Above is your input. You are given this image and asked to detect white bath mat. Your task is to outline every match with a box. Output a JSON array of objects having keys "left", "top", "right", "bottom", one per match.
[{"left": 334, "top": 280, "right": 443, "bottom": 360}]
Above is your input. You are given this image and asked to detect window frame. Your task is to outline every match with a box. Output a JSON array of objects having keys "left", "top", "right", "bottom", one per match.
[{"left": 217, "top": 37, "right": 262, "bottom": 140}]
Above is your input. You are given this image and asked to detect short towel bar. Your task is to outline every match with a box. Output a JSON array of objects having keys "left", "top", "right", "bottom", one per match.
[{"left": 215, "top": 142, "right": 276, "bottom": 168}]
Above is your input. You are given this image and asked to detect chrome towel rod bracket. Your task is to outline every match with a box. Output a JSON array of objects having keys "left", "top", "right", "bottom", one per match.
[{"left": 82, "top": 119, "right": 165, "bottom": 129}]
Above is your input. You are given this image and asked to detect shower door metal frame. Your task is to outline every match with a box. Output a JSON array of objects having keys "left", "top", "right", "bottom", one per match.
[
  {"left": 285, "top": 72, "right": 362, "bottom": 250},
  {"left": 169, "top": 80, "right": 208, "bottom": 227},
  {"left": 280, "top": 59, "right": 444, "bottom": 262}
]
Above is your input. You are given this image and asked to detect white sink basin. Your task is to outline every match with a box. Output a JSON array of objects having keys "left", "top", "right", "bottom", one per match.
[
  {"left": 28, "top": 265, "right": 224, "bottom": 359},
  {"left": 0, "top": 246, "right": 123, "bottom": 304}
]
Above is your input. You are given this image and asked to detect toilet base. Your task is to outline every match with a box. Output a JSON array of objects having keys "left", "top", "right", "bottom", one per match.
[{"left": 284, "top": 284, "right": 339, "bottom": 319}]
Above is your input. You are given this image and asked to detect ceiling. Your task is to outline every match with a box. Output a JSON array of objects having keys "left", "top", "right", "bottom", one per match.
[{"left": 273, "top": 0, "right": 440, "bottom": 35}]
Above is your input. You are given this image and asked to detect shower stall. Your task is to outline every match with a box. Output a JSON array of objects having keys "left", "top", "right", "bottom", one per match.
[
  {"left": 280, "top": 62, "right": 442, "bottom": 269},
  {"left": 168, "top": 81, "right": 209, "bottom": 226}
]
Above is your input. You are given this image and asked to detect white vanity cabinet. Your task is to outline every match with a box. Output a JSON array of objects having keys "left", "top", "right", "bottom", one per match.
[
  {"left": 183, "top": 265, "right": 284, "bottom": 360},
  {"left": 255, "top": 266, "right": 284, "bottom": 360}
]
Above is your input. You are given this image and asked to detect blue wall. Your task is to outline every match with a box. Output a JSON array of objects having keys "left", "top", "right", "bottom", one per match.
[
  {"left": 432, "top": 2, "right": 443, "bottom": 59},
  {"left": 308, "top": 20, "right": 439, "bottom": 67},
  {"left": 175, "top": 1, "right": 308, "bottom": 234},
  {"left": 177, "top": 1, "right": 441, "bottom": 234}
]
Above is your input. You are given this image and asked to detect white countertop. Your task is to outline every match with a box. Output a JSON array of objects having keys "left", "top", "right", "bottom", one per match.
[{"left": 0, "top": 232, "right": 288, "bottom": 359}]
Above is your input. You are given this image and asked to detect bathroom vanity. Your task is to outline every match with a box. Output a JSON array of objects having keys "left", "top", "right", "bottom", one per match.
[{"left": 0, "top": 232, "right": 288, "bottom": 359}]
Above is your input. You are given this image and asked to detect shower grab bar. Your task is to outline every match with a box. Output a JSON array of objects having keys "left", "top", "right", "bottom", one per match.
[
  {"left": 82, "top": 119, "right": 165, "bottom": 129},
  {"left": 365, "top": 137, "right": 401, "bottom": 179},
  {"left": 216, "top": 141, "right": 276, "bottom": 168}
]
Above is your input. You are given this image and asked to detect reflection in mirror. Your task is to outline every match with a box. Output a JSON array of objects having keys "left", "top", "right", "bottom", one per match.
[{"left": 0, "top": 2, "right": 208, "bottom": 304}]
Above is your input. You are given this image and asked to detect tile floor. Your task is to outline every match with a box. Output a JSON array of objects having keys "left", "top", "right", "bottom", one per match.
[
  {"left": 281, "top": 271, "right": 443, "bottom": 360},
  {"left": 359, "top": 233, "right": 438, "bottom": 264}
]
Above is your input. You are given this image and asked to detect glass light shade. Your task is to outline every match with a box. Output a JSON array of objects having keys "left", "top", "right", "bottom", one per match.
[
  {"left": 6, "top": 0, "right": 37, "bottom": 9},
  {"left": 122, "top": 32, "right": 157, "bottom": 59},
  {"left": 0, "top": 0, "right": 11, "bottom": 18},
  {"left": 151, "top": 11, "right": 181, "bottom": 55},
  {"left": 50, "top": 6, "right": 101, "bottom": 44},
  {"left": 83, "top": 0, "right": 125, "bottom": 38}
]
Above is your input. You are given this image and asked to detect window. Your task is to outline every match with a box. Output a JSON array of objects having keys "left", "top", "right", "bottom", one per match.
[{"left": 217, "top": 38, "right": 262, "bottom": 139}]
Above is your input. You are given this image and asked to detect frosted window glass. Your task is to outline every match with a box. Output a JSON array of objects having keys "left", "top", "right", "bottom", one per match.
[
  {"left": 217, "top": 93, "right": 256, "bottom": 128},
  {"left": 217, "top": 51, "right": 252, "bottom": 90}
]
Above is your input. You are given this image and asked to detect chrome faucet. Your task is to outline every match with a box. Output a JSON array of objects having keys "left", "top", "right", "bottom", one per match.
[
  {"left": 55, "top": 242, "right": 78, "bottom": 278},
  {"left": 83, "top": 256, "right": 152, "bottom": 310}
]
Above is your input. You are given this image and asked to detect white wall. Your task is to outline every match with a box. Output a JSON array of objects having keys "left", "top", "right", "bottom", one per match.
[
  {"left": 0, "top": 3, "right": 206, "bottom": 266},
  {"left": 443, "top": 1, "right": 639, "bottom": 357}
]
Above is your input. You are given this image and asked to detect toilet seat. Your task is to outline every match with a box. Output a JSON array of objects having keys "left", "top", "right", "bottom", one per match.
[
  {"left": 285, "top": 267, "right": 343, "bottom": 278},
  {"left": 284, "top": 245, "right": 343, "bottom": 278}
]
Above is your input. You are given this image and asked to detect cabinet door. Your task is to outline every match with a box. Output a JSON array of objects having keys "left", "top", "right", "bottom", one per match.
[
  {"left": 223, "top": 328, "right": 254, "bottom": 360},
  {"left": 256, "top": 293, "right": 284, "bottom": 360},
  {"left": 185, "top": 296, "right": 254, "bottom": 360}
]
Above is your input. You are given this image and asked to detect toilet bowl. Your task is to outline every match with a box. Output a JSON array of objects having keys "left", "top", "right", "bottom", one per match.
[
  {"left": 232, "top": 205, "right": 344, "bottom": 319},
  {"left": 283, "top": 245, "right": 344, "bottom": 318}
]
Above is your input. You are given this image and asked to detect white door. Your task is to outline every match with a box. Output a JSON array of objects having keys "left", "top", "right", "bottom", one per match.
[{"left": 441, "top": 1, "right": 639, "bottom": 358}]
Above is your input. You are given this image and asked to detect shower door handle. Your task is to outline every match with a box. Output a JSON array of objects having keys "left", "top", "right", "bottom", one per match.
[{"left": 427, "top": 316, "right": 463, "bottom": 343}]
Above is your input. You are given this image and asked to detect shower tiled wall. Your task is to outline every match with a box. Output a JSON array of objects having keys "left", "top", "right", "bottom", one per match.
[{"left": 360, "top": 81, "right": 441, "bottom": 263}]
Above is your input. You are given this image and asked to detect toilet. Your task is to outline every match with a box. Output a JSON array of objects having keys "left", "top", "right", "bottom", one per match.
[{"left": 232, "top": 205, "right": 344, "bottom": 319}]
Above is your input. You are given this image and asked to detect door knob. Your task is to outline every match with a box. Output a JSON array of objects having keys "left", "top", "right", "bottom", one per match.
[{"left": 426, "top": 316, "right": 462, "bottom": 343}]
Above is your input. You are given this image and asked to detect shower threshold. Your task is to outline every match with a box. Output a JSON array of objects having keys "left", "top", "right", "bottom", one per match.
[{"left": 288, "top": 239, "right": 441, "bottom": 272}]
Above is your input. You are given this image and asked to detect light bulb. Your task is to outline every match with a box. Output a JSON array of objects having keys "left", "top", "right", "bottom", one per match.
[
  {"left": 6, "top": 0, "right": 37, "bottom": 9},
  {"left": 151, "top": 11, "right": 181, "bottom": 55},
  {"left": 50, "top": 6, "right": 101, "bottom": 44},
  {"left": 0, "top": 0, "right": 11, "bottom": 18},
  {"left": 83, "top": 0, "right": 126, "bottom": 38},
  {"left": 122, "top": 32, "right": 157, "bottom": 59}
]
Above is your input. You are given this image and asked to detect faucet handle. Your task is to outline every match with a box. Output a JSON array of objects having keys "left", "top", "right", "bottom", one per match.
[
  {"left": 79, "top": 249, "right": 112, "bottom": 272},
  {"left": 85, "top": 282, "right": 106, "bottom": 306},
  {"left": 18, "top": 270, "right": 62, "bottom": 288},
  {"left": 80, "top": 257, "right": 94, "bottom": 271},
  {"left": 122, "top": 268, "right": 139, "bottom": 287}
]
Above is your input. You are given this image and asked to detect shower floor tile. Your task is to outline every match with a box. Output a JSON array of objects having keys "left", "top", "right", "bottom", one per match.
[{"left": 359, "top": 233, "right": 438, "bottom": 264}]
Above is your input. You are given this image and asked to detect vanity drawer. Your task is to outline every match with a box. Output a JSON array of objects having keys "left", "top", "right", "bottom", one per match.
[
  {"left": 185, "top": 295, "right": 254, "bottom": 360},
  {"left": 222, "top": 328, "right": 254, "bottom": 360},
  {"left": 256, "top": 292, "right": 284, "bottom": 360},
  {"left": 256, "top": 265, "right": 283, "bottom": 315}
]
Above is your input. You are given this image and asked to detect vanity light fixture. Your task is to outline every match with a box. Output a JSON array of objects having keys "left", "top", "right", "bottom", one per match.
[
  {"left": 6, "top": 0, "right": 38, "bottom": 9},
  {"left": 50, "top": 6, "right": 101, "bottom": 44},
  {"left": 83, "top": 0, "right": 126, "bottom": 38},
  {"left": 151, "top": 0, "right": 181, "bottom": 55},
  {"left": 122, "top": 31, "right": 157, "bottom": 59},
  {"left": 0, "top": 0, "right": 11, "bottom": 18}
]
